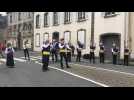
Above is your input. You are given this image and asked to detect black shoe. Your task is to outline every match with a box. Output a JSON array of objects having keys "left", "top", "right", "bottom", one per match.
[
  {"left": 67, "top": 66, "right": 71, "bottom": 68},
  {"left": 61, "top": 66, "right": 64, "bottom": 69}
]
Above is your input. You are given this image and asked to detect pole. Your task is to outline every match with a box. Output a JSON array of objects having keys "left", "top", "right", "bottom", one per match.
[{"left": 91, "top": 12, "right": 95, "bottom": 45}]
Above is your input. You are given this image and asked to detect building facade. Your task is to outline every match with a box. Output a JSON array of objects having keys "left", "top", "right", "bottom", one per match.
[
  {"left": 33, "top": 12, "right": 134, "bottom": 59},
  {"left": 34, "top": 12, "right": 92, "bottom": 53},
  {"left": 0, "top": 14, "right": 7, "bottom": 46},
  {"left": 7, "top": 12, "right": 34, "bottom": 50}
]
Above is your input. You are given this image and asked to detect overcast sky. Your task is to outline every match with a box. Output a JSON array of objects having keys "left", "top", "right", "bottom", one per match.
[{"left": 0, "top": 12, "right": 6, "bottom": 15}]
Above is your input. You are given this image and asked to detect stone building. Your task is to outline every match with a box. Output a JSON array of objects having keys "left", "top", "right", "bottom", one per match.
[
  {"left": 0, "top": 14, "right": 7, "bottom": 46},
  {"left": 7, "top": 12, "right": 34, "bottom": 50},
  {"left": 33, "top": 12, "right": 134, "bottom": 59}
]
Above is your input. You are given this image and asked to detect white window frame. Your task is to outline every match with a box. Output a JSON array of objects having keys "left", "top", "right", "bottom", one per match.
[
  {"left": 64, "top": 31, "right": 71, "bottom": 43},
  {"left": 77, "top": 29, "right": 86, "bottom": 48},
  {"left": 43, "top": 33, "right": 49, "bottom": 41},
  {"left": 35, "top": 33, "right": 40, "bottom": 47}
]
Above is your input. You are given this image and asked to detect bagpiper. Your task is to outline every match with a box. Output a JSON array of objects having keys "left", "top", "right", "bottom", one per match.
[
  {"left": 41, "top": 40, "right": 51, "bottom": 72},
  {"left": 59, "top": 38, "right": 71, "bottom": 69},
  {"left": 5, "top": 43, "right": 15, "bottom": 68},
  {"left": 111, "top": 43, "right": 119, "bottom": 65},
  {"left": 51, "top": 39, "right": 58, "bottom": 63},
  {"left": 124, "top": 46, "right": 131, "bottom": 66},
  {"left": 76, "top": 41, "right": 83, "bottom": 62},
  {"left": 99, "top": 42, "right": 105, "bottom": 63},
  {"left": 89, "top": 43, "right": 96, "bottom": 64},
  {"left": 66, "top": 42, "right": 72, "bottom": 62}
]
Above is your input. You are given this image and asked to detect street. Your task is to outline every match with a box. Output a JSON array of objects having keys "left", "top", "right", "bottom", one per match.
[{"left": 0, "top": 51, "right": 134, "bottom": 87}]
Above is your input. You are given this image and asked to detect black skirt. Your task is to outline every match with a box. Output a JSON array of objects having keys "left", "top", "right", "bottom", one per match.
[{"left": 6, "top": 54, "right": 14, "bottom": 66}]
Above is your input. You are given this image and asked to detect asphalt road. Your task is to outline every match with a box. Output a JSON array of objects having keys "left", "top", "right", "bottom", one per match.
[
  {"left": 0, "top": 51, "right": 101, "bottom": 87},
  {"left": 1, "top": 50, "right": 134, "bottom": 87}
]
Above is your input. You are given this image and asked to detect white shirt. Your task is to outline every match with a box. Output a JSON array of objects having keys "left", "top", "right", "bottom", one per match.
[
  {"left": 23, "top": 44, "right": 29, "bottom": 49},
  {"left": 41, "top": 43, "right": 50, "bottom": 50},
  {"left": 5, "top": 47, "right": 15, "bottom": 54}
]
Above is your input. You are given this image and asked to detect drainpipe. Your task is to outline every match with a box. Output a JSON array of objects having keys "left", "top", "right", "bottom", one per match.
[
  {"left": 91, "top": 12, "right": 95, "bottom": 45},
  {"left": 124, "top": 12, "right": 129, "bottom": 49}
]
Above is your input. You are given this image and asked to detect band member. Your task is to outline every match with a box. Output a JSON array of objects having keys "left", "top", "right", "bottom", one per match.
[
  {"left": 42, "top": 40, "right": 50, "bottom": 72},
  {"left": 124, "top": 47, "right": 131, "bottom": 66},
  {"left": 23, "top": 41, "right": 30, "bottom": 60},
  {"left": 89, "top": 43, "right": 96, "bottom": 64},
  {"left": 5, "top": 43, "right": 15, "bottom": 68},
  {"left": 112, "top": 43, "right": 119, "bottom": 65},
  {"left": 51, "top": 39, "right": 59, "bottom": 63},
  {"left": 70, "top": 43, "right": 75, "bottom": 57},
  {"left": 59, "top": 38, "right": 71, "bottom": 69},
  {"left": 66, "top": 42, "right": 72, "bottom": 62},
  {"left": 76, "top": 41, "right": 83, "bottom": 62},
  {"left": 99, "top": 42, "right": 105, "bottom": 63}
]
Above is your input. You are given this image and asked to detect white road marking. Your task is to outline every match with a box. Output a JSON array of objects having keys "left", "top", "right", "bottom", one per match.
[
  {"left": 71, "top": 63, "right": 134, "bottom": 77},
  {"left": 0, "top": 59, "right": 6, "bottom": 62},
  {"left": 0, "top": 58, "right": 17, "bottom": 64},
  {"left": 14, "top": 58, "right": 27, "bottom": 62},
  {"left": 36, "top": 61, "right": 109, "bottom": 87}
]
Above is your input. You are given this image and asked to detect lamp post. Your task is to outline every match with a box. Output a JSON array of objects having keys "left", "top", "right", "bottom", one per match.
[{"left": 91, "top": 12, "right": 95, "bottom": 45}]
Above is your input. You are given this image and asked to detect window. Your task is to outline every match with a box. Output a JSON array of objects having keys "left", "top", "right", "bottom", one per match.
[
  {"left": 36, "top": 15, "right": 40, "bottom": 28},
  {"left": 43, "top": 33, "right": 49, "bottom": 41},
  {"left": 64, "top": 31, "right": 71, "bottom": 43},
  {"left": 77, "top": 29, "right": 86, "bottom": 48},
  {"left": 35, "top": 33, "right": 40, "bottom": 47},
  {"left": 10, "top": 15, "right": 12, "bottom": 23},
  {"left": 78, "top": 12, "right": 86, "bottom": 22},
  {"left": 28, "top": 12, "right": 31, "bottom": 18},
  {"left": 104, "top": 12, "right": 117, "bottom": 18},
  {"left": 53, "top": 12, "right": 59, "bottom": 26},
  {"left": 44, "top": 12, "right": 49, "bottom": 27},
  {"left": 64, "top": 12, "right": 71, "bottom": 24},
  {"left": 18, "top": 12, "right": 21, "bottom": 21}
]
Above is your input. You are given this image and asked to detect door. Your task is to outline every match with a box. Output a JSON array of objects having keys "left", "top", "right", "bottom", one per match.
[
  {"left": 52, "top": 32, "right": 59, "bottom": 42},
  {"left": 100, "top": 33, "right": 121, "bottom": 60}
]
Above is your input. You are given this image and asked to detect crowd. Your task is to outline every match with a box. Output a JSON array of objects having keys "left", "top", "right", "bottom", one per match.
[{"left": 0, "top": 38, "right": 131, "bottom": 72}]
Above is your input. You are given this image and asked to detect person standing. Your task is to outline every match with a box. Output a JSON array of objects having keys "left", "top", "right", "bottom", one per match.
[
  {"left": 99, "top": 42, "right": 105, "bottom": 63},
  {"left": 89, "top": 43, "right": 96, "bottom": 64},
  {"left": 23, "top": 42, "right": 30, "bottom": 60},
  {"left": 76, "top": 41, "right": 83, "bottom": 62},
  {"left": 112, "top": 43, "right": 119, "bottom": 65},
  {"left": 42, "top": 40, "right": 51, "bottom": 72},
  {"left": 70, "top": 43, "right": 75, "bottom": 57},
  {"left": 59, "top": 38, "right": 71, "bottom": 69},
  {"left": 5, "top": 43, "right": 15, "bottom": 68},
  {"left": 66, "top": 42, "right": 72, "bottom": 62},
  {"left": 51, "top": 39, "right": 58, "bottom": 63},
  {"left": 0, "top": 43, "right": 4, "bottom": 58},
  {"left": 124, "top": 47, "right": 131, "bottom": 66}
]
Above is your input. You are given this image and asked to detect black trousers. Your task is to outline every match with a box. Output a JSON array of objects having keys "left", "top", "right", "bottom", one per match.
[
  {"left": 113, "top": 55, "right": 117, "bottom": 64},
  {"left": 76, "top": 51, "right": 81, "bottom": 62},
  {"left": 99, "top": 53, "right": 105, "bottom": 63},
  {"left": 67, "top": 52, "right": 71, "bottom": 62},
  {"left": 124, "top": 55, "right": 129, "bottom": 66},
  {"left": 60, "top": 52, "right": 69, "bottom": 68},
  {"left": 51, "top": 50, "right": 58, "bottom": 62},
  {"left": 0, "top": 51, "right": 4, "bottom": 58},
  {"left": 89, "top": 52, "right": 95, "bottom": 63},
  {"left": 72, "top": 50, "right": 75, "bottom": 57},
  {"left": 42, "top": 55, "right": 49, "bottom": 71},
  {"left": 24, "top": 49, "right": 30, "bottom": 60}
]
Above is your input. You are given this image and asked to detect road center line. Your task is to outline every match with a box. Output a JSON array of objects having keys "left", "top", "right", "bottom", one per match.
[
  {"left": 70, "top": 63, "right": 134, "bottom": 76},
  {"left": 35, "top": 61, "right": 109, "bottom": 87}
]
